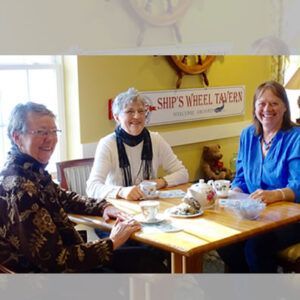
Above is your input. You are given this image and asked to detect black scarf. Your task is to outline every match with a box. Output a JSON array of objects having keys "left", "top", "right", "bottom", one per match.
[
  {"left": 115, "top": 126, "right": 153, "bottom": 186},
  {"left": 10, "top": 145, "right": 48, "bottom": 170},
  {"left": 5, "top": 146, "right": 52, "bottom": 186}
]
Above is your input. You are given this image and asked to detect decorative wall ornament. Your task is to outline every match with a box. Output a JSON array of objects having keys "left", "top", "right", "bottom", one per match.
[
  {"left": 128, "top": 0, "right": 192, "bottom": 46},
  {"left": 167, "top": 55, "right": 216, "bottom": 88}
]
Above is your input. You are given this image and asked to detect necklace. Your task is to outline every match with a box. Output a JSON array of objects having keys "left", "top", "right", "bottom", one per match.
[{"left": 262, "top": 137, "right": 274, "bottom": 151}]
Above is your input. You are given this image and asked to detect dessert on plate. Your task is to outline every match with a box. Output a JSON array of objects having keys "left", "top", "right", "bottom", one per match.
[{"left": 169, "top": 196, "right": 201, "bottom": 216}]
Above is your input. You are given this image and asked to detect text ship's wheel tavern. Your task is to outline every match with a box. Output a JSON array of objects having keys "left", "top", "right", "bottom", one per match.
[
  {"left": 168, "top": 55, "right": 216, "bottom": 88},
  {"left": 129, "top": 0, "right": 192, "bottom": 46}
]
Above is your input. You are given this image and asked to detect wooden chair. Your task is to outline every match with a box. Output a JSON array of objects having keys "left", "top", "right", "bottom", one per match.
[
  {"left": 56, "top": 157, "right": 99, "bottom": 241},
  {"left": 56, "top": 158, "right": 94, "bottom": 196},
  {"left": 277, "top": 243, "right": 300, "bottom": 273}
]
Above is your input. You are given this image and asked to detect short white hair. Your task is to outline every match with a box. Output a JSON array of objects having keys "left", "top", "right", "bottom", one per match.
[{"left": 112, "top": 87, "right": 151, "bottom": 120}]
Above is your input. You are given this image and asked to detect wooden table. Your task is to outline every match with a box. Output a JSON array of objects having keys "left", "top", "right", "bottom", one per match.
[{"left": 69, "top": 184, "right": 300, "bottom": 273}]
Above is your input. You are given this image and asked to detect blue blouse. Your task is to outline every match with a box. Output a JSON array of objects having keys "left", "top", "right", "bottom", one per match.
[{"left": 232, "top": 125, "right": 300, "bottom": 203}]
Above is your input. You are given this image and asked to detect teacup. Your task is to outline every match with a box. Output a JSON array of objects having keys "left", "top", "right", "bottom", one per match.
[
  {"left": 139, "top": 200, "right": 160, "bottom": 221},
  {"left": 140, "top": 181, "right": 157, "bottom": 198},
  {"left": 208, "top": 180, "right": 231, "bottom": 198}
]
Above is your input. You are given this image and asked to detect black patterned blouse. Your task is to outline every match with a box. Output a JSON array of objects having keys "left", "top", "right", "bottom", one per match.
[{"left": 0, "top": 149, "right": 113, "bottom": 272}]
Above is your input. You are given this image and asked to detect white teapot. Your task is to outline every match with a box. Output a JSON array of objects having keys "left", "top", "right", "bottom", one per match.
[{"left": 186, "top": 179, "right": 217, "bottom": 210}]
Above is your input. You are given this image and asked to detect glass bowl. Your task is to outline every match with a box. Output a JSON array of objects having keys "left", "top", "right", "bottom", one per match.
[{"left": 226, "top": 199, "right": 266, "bottom": 220}]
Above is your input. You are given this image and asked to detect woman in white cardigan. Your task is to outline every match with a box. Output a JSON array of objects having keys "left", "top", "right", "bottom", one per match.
[{"left": 87, "top": 87, "right": 189, "bottom": 201}]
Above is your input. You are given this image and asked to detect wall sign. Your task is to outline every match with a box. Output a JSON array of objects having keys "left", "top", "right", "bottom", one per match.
[{"left": 140, "top": 86, "right": 245, "bottom": 126}]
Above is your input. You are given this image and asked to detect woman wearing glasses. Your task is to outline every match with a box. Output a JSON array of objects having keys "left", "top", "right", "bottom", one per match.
[
  {"left": 0, "top": 102, "right": 172, "bottom": 273},
  {"left": 87, "top": 87, "right": 189, "bottom": 201}
]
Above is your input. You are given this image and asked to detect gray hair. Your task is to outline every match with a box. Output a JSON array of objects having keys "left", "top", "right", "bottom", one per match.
[
  {"left": 7, "top": 102, "right": 56, "bottom": 145},
  {"left": 112, "top": 87, "right": 151, "bottom": 121}
]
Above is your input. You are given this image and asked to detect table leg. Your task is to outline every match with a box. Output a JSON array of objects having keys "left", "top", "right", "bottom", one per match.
[
  {"left": 183, "top": 254, "right": 203, "bottom": 273},
  {"left": 171, "top": 252, "right": 183, "bottom": 273},
  {"left": 171, "top": 253, "right": 203, "bottom": 273}
]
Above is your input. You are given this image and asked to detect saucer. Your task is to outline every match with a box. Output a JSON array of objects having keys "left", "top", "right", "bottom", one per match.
[
  {"left": 165, "top": 207, "right": 203, "bottom": 218},
  {"left": 141, "top": 191, "right": 160, "bottom": 200},
  {"left": 134, "top": 213, "right": 165, "bottom": 224}
]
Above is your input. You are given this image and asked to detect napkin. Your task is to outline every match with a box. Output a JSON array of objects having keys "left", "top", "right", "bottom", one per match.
[
  {"left": 159, "top": 189, "right": 186, "bottom": 199},
  {"left": 141, "top": 220, "right": 182, "bottom": 233}
]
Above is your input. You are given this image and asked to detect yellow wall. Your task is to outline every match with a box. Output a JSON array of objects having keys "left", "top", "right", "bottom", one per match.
[{"left": 65, "top": 55, "right": 273, "bottom": 182}]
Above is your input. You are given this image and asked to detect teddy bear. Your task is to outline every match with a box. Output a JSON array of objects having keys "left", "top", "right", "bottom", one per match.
[{"left": 201, "top": 144, "right": 232, "bottom": 181}]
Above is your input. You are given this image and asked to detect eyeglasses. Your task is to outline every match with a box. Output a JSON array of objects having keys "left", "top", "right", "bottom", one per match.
[
  {"left": 25, "top": 129, "right": 62, "bottom": 137},
  {"left": 123, "top": 109, "right": 147, "bottom": 116}
]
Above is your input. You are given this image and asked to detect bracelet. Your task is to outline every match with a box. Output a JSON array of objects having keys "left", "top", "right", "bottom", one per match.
[
  {"left": 159, "top": 177, "right": 168, "bottom": 188},
  {"left": 277, "top": 189, "right": 286, "bottom": 201}
]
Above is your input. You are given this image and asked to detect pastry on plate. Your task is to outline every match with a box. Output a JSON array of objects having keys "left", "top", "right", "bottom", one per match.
[
  {"left": 169, "top": 202, "right": 199, "bottom": 216},
  {"left": 183, "top": 196, "right": 201, "bottom": 211}
]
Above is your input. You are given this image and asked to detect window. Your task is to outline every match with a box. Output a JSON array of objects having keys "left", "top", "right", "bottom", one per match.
[
  {"left": 0, "top": 56, "right": 66, "bottom": 172},
  {"left": 284, "top": 55, "right": 300, "bottom": 123}
]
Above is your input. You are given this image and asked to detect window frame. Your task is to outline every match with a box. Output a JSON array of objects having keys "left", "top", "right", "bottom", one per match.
[
  {"left": 0, "top": 56, "right": 67, "bottom": 172},
  {"left": 284, "top": 55, "right": 300, "bottom": 123}
]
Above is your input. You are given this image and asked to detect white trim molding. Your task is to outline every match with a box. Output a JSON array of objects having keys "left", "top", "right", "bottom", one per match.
[
  {"left": 81, "top": 121, "right": 250, "bottom": 158},
  {"left": 160, "top": 121, "right": 250, "bottom": 147}
]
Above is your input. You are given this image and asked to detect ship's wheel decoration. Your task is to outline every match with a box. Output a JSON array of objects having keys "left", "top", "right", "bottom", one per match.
[
  {"left": 128, "top": 0, "right": 192, "bottom": 46},
  {"left": 167, "top": 55, "right": 216, "bottom": 88}
]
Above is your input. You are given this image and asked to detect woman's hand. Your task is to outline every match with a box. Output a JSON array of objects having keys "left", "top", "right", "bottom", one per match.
[
  {"left": 250, "top": 189, "right": 283, "bottom": 204},
  {"left": 152, "top": 178, "right": 167, "bottom": 189},
  {"left": 103, "top": 205, "right": 131, "bottom": 222},
  {"left": 118, "top": 186, "right": 144, "bottom": 201},
  {"left": 109, "top": 218, "right": 141, "bottom": 250}
]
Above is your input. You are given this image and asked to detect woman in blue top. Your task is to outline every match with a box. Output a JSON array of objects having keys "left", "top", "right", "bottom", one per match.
[{"left": 218, "top": 80, "right": 300, "bottom": 272}]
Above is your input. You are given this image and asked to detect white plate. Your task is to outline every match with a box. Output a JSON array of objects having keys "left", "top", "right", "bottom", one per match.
[
  {"left": 134, "top": 213, "right": 165, "bottom": 224},
  {"left": 165, "top": 208, "right": 204, "bottom": 218}
]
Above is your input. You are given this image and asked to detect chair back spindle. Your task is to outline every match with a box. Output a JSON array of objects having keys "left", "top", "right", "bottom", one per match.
[{"left": 56, "top": 158, "right": 94, "bottom": 196}]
